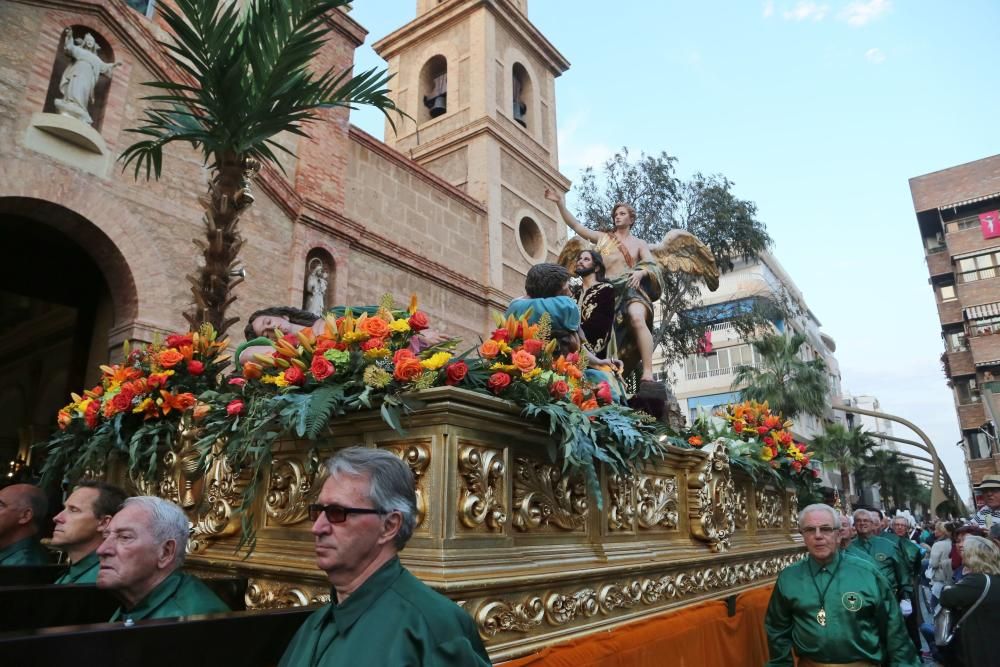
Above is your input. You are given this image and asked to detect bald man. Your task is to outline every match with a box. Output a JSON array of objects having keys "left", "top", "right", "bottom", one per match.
[{"left": 0, "top": 484, "right": 50, "bottom": 565}]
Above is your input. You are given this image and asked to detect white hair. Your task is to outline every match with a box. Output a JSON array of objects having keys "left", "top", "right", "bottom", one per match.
[
  {"left": 798, "top": 504, "right": 840, "bottom": 529},
  {"left": 123, "top": 496, "right": 190, "bottom": 566}
]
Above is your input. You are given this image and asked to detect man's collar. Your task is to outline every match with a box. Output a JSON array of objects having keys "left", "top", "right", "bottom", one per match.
[
  {"left": 330, "top": 557, "right": 403, "bottom": 634},
  {"left": 807, "top": 550, "right": 840, "bottom": 574},
  {"left": 0, "top": 536, "right": 39, "bottom": 560},
  {"left": 69, "top": 549, "right": 100, "bottom": 571},
  {"left": 121, "top": 570, "right": 182, "bottom": 616}
]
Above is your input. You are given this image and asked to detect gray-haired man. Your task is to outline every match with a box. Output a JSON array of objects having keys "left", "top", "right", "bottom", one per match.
[
  {"left": 96, "top": 496, "right": 228, "bottom": 622},
  {"left": 279, "top": 446, "right": 491, "bottom": 667}
]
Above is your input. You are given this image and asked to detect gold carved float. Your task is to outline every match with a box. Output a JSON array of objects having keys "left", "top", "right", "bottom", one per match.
[{"left": 119, "top": 387, "right": 802, "bottom": 661}]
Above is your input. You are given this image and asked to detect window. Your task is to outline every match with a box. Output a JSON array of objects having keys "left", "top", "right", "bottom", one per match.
[
  {"left": 517, "top": 217, "right": 544, "bottom": 261},
  {"left": 955, "top": 377, "right": 980, "bottom": 405},
  {"left": 125, "top": 0, "right": 156, "bottom": 17},
  {"left": 945, "top": 330, "right": 969, "bottom": 352},
  {"left": 966, "top": 431, "right": 992, "bottom": 459},
  {"left": 939, "top": 283, "right": 956, "bottom": 302},
  {"left": 957, "top": 250, "right": 1000, "bottom": 284},
  {"left": 971, "top": 316, "right": 1000, "bottom": 336},
  {"left": 684, "top": 344, "right": 758, "bottom": 380},
  {"left": 948, "top": 215, "right": 982, "bottom": 233},
  {"left": 512, "top": 63, "right": 531, "bottom": 128}
]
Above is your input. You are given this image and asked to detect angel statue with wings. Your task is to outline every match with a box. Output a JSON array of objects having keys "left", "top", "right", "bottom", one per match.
[{"left": 544, "top": 188, "right": 720, "bottom": 388}]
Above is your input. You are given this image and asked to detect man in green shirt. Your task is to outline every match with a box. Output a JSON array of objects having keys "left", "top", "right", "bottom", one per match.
[
  {"left": 96, "top": 496, "right": 229, "bottom": 622},
  {"left": 885, "top": 514, "right": 923, "bottom": 649},
  {"left": 279, "top": 447, "right": 491, "bottom": 667},
  {"left": 846, "top": 509, "right": 912, "bottom": 615},
  {"left": 0, "top": 483, "right": 50, "bottom": 565},
  {"left": 51, "top": 480, "right": 128, "bottom": 584},
  {"left": 764, "top": 503, "right": 920, "bottom": 667}
]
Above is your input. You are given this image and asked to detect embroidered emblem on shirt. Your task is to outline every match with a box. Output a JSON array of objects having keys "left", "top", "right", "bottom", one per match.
[
  {"left": 842, "top": 592, "right": 863, "bottom": 612},
  {"left": 876, "top": 553, "right": 886, "bottom": 562}
]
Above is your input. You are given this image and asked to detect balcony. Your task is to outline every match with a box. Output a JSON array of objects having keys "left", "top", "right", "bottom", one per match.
[
  {"left": 969, "top": 457, "right": 1000, "bottom": 485},
  {"left": 946, "top": 350, "right": 975, "bottom": 377},
  {"left": 970, "top": 333, "right": 1000, "bottom": 365},
  {"left": 937, "top": 299, "right": 963, "bottom": 325},
  {"left": 926, "top": 248, "right": 952, "bottom": 278},
  {"left": 958, "top": 401, "right": 987, "bottom": 430}
]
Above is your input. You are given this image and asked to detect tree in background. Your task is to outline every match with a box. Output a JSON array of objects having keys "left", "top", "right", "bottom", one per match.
[
  {"left": 857, "top": 449, "right": 926, "bottom": 509},
  {"left": 809, "top": 423, "right": 876, "bottom": 510},
  {"left": 730, "top": 332, "right": 829, "bottom": 421},
  {"left": 573, "top": 148, "right": 775, "bottom": 372},
  {"left": 121, "top": 0, "right": 401, "bottom": 335}
]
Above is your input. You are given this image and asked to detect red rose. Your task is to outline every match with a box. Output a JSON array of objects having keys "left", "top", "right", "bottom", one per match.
[
  {"left": 791, "top": 461, "right": 803, "bottom": 472},
  {"left": 596, "top": 381, "right": 613, "bottom": 405},
  {"left": 226, "top": 399, "right": 245, "bottom": 417},
  {"left": 550, "top": 379, "right": 569, "bottom": 398},
  {"left": 311, "top": 355, "right": 335, "bottom": 381},
  {"left": 393, "top": 348, "right": 415, "bottom": 365},
  {"left": 756, "top": 426, "right": 769, "bottom": 435},
  {"left": 733, "top": 421, "right": 744, "bottom": 433},
  {"left": 812, "top": 468, "right": 821, "bottom": 478},
  {"left": 763, "top": 436, "right": 774, "bottom": 446},
  {"left": 228, "top": 377, "right": 246, "bottom": 387},
  {"left": 315, "top": 338, "right": 336, "bottom": 353},
  {"left": 284, "top": 366, "right": 306, "bottom": 386},
  {"left": 490, "top": 328, "right": 509, "bottom": 342},
  {"left": 566, "top": 353, "right": 579, "bottom": 364},
  {"left": 487, "top": 372, "right": 511, "bottom": 394},
  {"left": 522, "top": 339, "right": 544, "bottom": 356},
  {"left": 187, "top": 360, "right": 205, "bottom": 376},
  {"left": 393, "top": 357, "right": 424, "bottom": 383},
  {"left": 445, "top": 361, "right": 468, "bottom": 385},
  {"left": 84, "top": 401, "right": 100, "bottom": 429},
  {"left": 408, "top": 311, "right": 430, "bottom": 332},
  {"left": 360, "top": 337, "right": 385, "bottom": 351},
  {"left": 165, "top": 334, "right": 193, "bottom": 348},
  {"left": 111, "top": 392, "right": 132, "bottom": 413}
]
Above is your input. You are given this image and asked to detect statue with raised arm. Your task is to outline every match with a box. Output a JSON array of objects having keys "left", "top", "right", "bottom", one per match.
[
  {"left": 54, "top": 29, "right": 121, "bottom": 126},
  {"left": 545, "top": 188, "right": 719, "bottom": 386},
  {"left": 304, "top": 259, "right": 329, "bottom": 316}
]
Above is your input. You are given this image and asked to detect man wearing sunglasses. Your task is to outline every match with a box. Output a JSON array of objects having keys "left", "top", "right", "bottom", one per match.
[
  {"left": 279, "top": 447, "right": 491, "bottom": 666},
  {"left": 764, "top": 503, "right": 919, "bottom": 666}
]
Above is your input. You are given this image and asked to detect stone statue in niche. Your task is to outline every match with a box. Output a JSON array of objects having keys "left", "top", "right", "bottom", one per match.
[
  {"left": 55, "top": 28, "right": 121, "bottom": 126},
  {"left": 304, "top": 258, "right": 329, "bottom": 315}
]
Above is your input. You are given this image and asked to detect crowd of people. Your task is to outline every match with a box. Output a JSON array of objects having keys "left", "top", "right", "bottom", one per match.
[
  {"left": 0, "top": 448, "right": 490, "bottom": 664},
  {"left": 766, "top": 473, "right": 1000, "bottom": 667}
]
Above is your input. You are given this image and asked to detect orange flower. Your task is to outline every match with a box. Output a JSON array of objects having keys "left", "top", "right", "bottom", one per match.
[
  {"left": 570, "top": 388, "right": 585, "bottom": 407},
  {"left": 57, "top": 410, "right": 72, "bottom": 430},
  {"left": 242, "top": 362, "right": 263, "bottom": 380},
  {"left": 157, "top": 349, "right": 185, "bottom": 369},
  {"left": 511, "top": 349, "right": 536, "bottom": 373},
  {"left": 479, "top": 340, "right": 500, "bottom": 359},
  {"left": 393, "top": 357, "right": 424, "bottom": 383},
  {"left": 579, "top": 398, "right": 599, "bottom": 411},
  {"left": 159, "top": 390, "right": 196, "bottom": 415},
  {"left": 688, "top": 435, "right": 703, "bottom": 446},
  {"left": 361, "top": 316, "right": 390, "bottom": 339}
]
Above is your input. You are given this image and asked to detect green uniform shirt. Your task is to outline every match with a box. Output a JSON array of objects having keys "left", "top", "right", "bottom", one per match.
[
  {"left": 110, "top": 571, "right": 230, "bottom": 622},
  {"left": 0, "top": 537, "right": 50, "bottom": 566},
  {"left": 883, "top": 533, "right": 922, "bottom": 580},
  {"left": 847, "top": 534, "right": 911, "bottom": 596},
  {"left": 54, "top": 550, "right": 100, "bottom": 584},
  {"left": 279, "top": 557, "right": 491, "bottom": 667},
  {"left": 764, "top": 551, "right": 919, "bottom": 667}
]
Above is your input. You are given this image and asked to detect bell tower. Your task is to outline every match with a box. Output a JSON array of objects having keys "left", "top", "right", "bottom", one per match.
[{"left": 373, "top": 0, "right": 571, "bottom": 304}]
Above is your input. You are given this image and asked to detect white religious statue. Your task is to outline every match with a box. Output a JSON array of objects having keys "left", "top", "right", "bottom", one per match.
[
  {"left": 304, "top": 259, "right": 329, "bottom": 315},
  {"left": 54, "top": 29, "right": 121, "bottom": 126}
]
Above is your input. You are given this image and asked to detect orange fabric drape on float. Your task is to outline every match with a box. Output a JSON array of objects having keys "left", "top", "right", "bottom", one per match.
[{"left": 496, "top": 586, "right": 774, "bottom": 667}]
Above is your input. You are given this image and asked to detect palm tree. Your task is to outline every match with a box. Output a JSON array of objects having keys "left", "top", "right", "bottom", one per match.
[
  {"left": 857, "top": 449, "right": 920, "bottom": 509},
  {"left": 809, "top": 423, "right": 876, "bottom": 510},
  {"left": 120, "top": 0, "right": 401, "bottom": 335},
  {"left": 731, "top": 332, "right": 830, "bottom": 420}
]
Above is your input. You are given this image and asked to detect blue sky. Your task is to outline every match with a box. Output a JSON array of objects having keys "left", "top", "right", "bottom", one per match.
[{"left": 348, "top": 1, "right": 1000, "bottom": 501}]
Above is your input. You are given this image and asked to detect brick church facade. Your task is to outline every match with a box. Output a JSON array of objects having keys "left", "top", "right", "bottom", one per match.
[{"left": 0, "top": 0, "right": 571, "bottom": 472}]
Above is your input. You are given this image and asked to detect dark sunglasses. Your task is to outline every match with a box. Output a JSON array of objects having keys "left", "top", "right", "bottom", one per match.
[{"left": 307, "top": 503, "right": 386, "bottom": 524}]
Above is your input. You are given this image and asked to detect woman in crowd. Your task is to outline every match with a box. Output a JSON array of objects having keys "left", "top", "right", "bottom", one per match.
[
  {"left": 928, "top": 521, "right": 954, "bottom": 604},
  {"left": 939, "top": 536, "right": 1000, "bottom": 667}
]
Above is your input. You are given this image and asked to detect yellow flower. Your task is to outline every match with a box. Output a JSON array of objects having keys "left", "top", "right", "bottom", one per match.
[
  {"left": 387, "top": 319, "right": 411, "bottom": 334},
  {"left": 363, "top": 365, "right": 391, "bottom": 388},
  {"left": 341, "top": 331, "right": 369, "bottom": 344},
  {"left": 262, "top": 374, "right": 289, "bottom": 388},
  {"left": 420, "top": 351, "right": 452, "bottom": 370},
  {"left": 489, "top": 362, "right": 517, "bottom": 373},
  {"left": 498, "top": 341, "right": 513, "bottom": 354},
  {"left": 363, "top": 348, "right": 391, "bottom": 360},
  {"left": 521, "top": 368, "right": 542, "bottom": 381},
  {"left": 133, "top": 398, "right": 153, "bottom": 414}
]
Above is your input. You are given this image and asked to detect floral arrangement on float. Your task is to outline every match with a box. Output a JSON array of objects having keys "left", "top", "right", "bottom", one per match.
[
  {"left": 38, "top": 326, "right": 231, "bottom": 486},
  {"left": 681, "top": 399, "right": 820, "bottom": 494}
]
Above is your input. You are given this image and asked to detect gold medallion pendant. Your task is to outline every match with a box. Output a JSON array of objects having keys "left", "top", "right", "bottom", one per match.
[{"left": 817, "top": 607, "right": 827, "bottom": 626}]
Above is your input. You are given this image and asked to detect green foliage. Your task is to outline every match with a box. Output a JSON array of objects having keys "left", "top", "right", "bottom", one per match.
[
  {"left": 120, "top": 0, "right": 403, "bottom": 179},
  {"left": 810, "top": 423, "right": 876, "bottom": 498},
  {"left": 573, "top": 147, "right": 775, "bottom": 370},
  {"left": 731, "top": 332, "right": 830, "bottom": 420},
  {"left": 857, "top": 448, "right": 927, "bottom": 509}
]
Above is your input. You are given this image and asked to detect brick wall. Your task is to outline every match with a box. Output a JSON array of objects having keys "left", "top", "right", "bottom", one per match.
[
  {"left": 958, "top": 401, "right": 987, "bottom": 430},
  {"left": 910, "top": 154, "right": 1000, "bottom": 213},
  {"left": 947, "top": 350, "right": 975, "bottom": 377},
  {"left": 926, "top": 250, "right": 952, "bottom": 278},
  {"left": 969, "top": 457, "right": 1000, "bottom": 486},
  {"left": 970, "top": 333, "right": 1000, "bottom": 365}
]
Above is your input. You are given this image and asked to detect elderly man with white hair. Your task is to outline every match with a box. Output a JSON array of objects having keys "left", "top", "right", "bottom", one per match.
[
  {"left": 764, "top": 503, "right": 919, "bottom": 667},
  {"left": 846, "top": 509, "right": 912, "bottom": 611},
  {"left": 96, "top": 496, "right": 229, "bottom": 622}
]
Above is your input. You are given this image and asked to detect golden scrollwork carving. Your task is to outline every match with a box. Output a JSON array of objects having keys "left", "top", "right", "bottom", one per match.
[
  {"left": 688, "top": 440, "right": 736, "bottom": 552},
  {"left": 607, "top": 474, "right": 635, "bottom": 531},
  {"left": 265, "top": 450, "right": 326, "bottom": 526},
  {"left": 732, "top": 484, "right": 750, "bottom": 529},
  {"left": 475, "top": 597, "right": 545, "bottom": 637},
  {"left": 473, "top": 553, "right": 803, "bottom": 638},
  {"left": 458, "top": 445, "right": 507, "bottom": 531},
  {"left": 755, "top": 489, "right": 784, "bottom": 530},
  {"left": 245, "top": 579, "right": 331, "bottom": 610},
  {"left": 383, "top": 442, "right": 430, "bottom": 528},
  {"left": 787, "top": 491, "right": 798, "bottom": 529},
  {"left": 512, "top": 457, "right": 588, "bottom": 532},
  {"left": 544, "top": 588, "right": 598, "bottom": 626},
  {"left": 187, "top": 439, "right": 245, "bottom": 553},
  {"left": 636, "top": 474, "right": 679, "bottom": 530}
]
